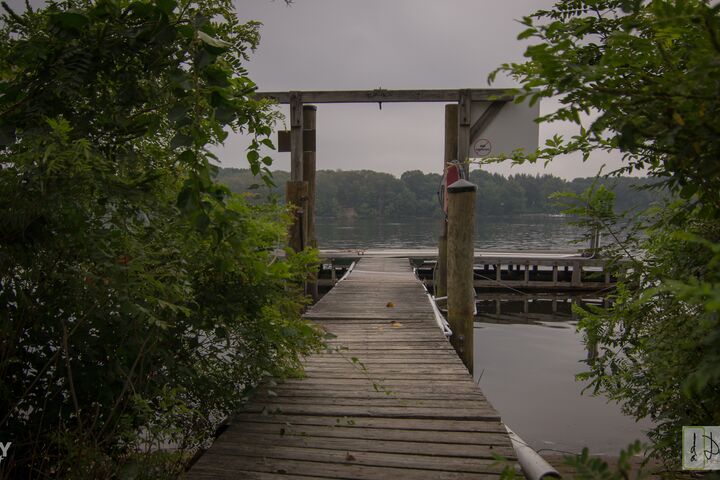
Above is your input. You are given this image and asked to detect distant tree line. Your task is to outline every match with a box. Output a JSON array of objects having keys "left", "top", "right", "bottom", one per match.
[{"left": 216, "top": 167, "right": 661, "bottom": 218}]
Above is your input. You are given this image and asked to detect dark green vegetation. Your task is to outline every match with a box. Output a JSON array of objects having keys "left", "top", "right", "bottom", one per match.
[
  {"left": 493, "top": 0, "right": 720, "bottom": 473},
  {"left": 0, "top": 1, "right": 320, "bottom": 478},
  {"left": 217, "top": 167, "right": 659, "bottom": 218}
]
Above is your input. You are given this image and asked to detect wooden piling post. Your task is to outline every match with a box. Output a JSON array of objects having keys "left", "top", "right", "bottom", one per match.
[
  {"left": 285, "top": 181, "right": 308, "bottom": 253},
  {"left": 437, "top": 104, "right": 458, "bottom": 298},
  {"left": 285, "top": 92, "right": 308, "bottom": 254},
  {"left": 437, "top": 236, "right": 448, "bottom": 297},
  {"left": 303, "top": 105, "right": 319, "bottom": 300},
  {"left": 447, "top": 178, "right": 477, "bottom": 373},
  {"left": 571, "top": 260, "right": 582, "bottom": 287}
]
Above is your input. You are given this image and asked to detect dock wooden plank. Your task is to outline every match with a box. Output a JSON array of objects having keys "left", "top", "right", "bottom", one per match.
[
  {"left": 198, "top": 444, "right": 507, "bottom": 472},
  {"left": 228, "top": 414, "right": 509, "bottom": 433},
  {"left": 209, "top": 432, "right": 515, "bottom": 458},
  {"left": 191, "top": 456, "right": 505, "bottom": 480},
  {"left": 222, "top": 421, "right": 511, "bottom": 444},
  {"left": 186, "top": 257, "right": 518, "bottom": 479}
]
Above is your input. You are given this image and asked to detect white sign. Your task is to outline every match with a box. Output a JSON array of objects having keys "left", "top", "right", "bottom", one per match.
[
  {"left": 472, "top": 138, "right": 492, "bottom": 157},
  {"left": 468, "top": 99, "right": 540, "bottom": 159}
]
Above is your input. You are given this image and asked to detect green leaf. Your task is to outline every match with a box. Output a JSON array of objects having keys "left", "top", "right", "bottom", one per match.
[
  {"left": 177, "top": 24, "right": 195, "bottom": 40},
  {"left": 178, "top": 149, "right": 196, "bottom": 165},
  {"left": 50, "top": 12, "right": 89, "bottom": 31},
  {"left": 247, "top": 150, "right": 259, "bottom": 163},
  {"left": 171, "top": 133, "right": 193, "bottom": 149},
  {"left": 196, "top": 213, "right": 210, "bottom": 231},
  {"left": 156, "top": 0, "right": 177, "bottom": 15},
  {"left": 168, "top": 104, "right": 189, "bottom": 122},
  {"left": 118, "top": 460, "right": 139, "bottom": 480},
  {"left": 517, "top": 27, "right": 536, "bottom": 40},
  {"left": 195, "top": 49, "right": 216, "bottom": 69},
  {"left": 198, "top": 31, "right": 231, "bottom": 50}
]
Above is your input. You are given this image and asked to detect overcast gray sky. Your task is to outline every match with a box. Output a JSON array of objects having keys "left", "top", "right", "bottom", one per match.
[
  {"left": 222, "top": 0, "right": 625, "bottom": 179},
  {"left": 6, "top": 0, "right": 626, "bottom": 179}
]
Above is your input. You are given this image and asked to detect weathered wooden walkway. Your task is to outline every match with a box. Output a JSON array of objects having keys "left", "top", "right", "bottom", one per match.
[{"left": 187, "top": 257, "right": 517, "bottom": 479}]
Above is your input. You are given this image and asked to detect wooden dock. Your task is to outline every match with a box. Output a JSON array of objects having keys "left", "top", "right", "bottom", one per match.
[
  {"left": 317, "top": 249, "right": 618, "bottom": 292},
  {"left": 187, "top": 256, "right": 518, "bottom": 479}
]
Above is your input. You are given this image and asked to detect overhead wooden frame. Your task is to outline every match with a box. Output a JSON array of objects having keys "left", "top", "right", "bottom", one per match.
[
  {"left": 253, "top": 88, "right": 513, "bottom": 104},
  {"left": 256, "top": 89, "right": 513, "bottom": 155},
  {"left": 259, "top": 88, "right": 519, "bottom": 260},
  {"left": 255, "top": 88, "right": 515, "bottom": 179}
]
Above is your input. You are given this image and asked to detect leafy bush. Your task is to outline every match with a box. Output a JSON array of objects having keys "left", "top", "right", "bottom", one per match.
[
  {"left": 0, "top": 1, "right": 321, "bottom": 477},
  {"left": 492, "top": 0, "right": 720, "bottom": 470}
]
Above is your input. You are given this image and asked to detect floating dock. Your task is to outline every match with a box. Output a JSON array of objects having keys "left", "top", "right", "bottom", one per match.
[
  {"left": 187, "top": 256, "right": 518, "bottom": 479},
  {"left": 318, "top": 248, "right": 616, "bottom": 292}
]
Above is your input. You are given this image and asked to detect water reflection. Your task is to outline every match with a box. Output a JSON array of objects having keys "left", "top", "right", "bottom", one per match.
[
  {"left": 476, "top": 293, "right": 598, "bottom": 322},
  {"left": 472, "top": 293, "right": 652, "bottom": 455}
]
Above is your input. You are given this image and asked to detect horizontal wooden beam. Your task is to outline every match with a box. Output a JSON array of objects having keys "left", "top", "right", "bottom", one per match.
[{"left": 254, "top": 89, "right": 514, "bottom": 104}]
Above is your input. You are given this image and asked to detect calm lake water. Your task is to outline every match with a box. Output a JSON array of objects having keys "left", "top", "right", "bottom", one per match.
[
  {"left": 472, "top": 295, "right": 652, "bottom": 455},
  {"left": 317, "top": 214, "right": 650, "bottom": 456},
  {"left": 316, "top": 214, "right": 583, "bottom": 250}
]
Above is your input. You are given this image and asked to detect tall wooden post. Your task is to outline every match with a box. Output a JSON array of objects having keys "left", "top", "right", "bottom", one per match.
[
  {"left": 437, "top": 104, "right": 458, "bottom": 298},
  {"left": 447, "top": 178, "right": 477, "bottom": 373},
  {"left": 289, "top": 92, "right": 303, "bottom": 181},
  {"left": 286, "top": 182, "right": 308, "bottom": 253},
  {"left": 302, "top": 105, "right": 317, "bottom": 247},
  {"left": 286, "top": 91, "right": 308, "bottom": 253},
  {"left": 457, "top": 89, "right": 472, "bottom": 178},
  {"left": 303, "top": 105, "right": 319, "bottom": 300}
]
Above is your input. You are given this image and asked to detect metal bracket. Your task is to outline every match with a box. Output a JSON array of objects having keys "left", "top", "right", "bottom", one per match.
[{"left": 370, "top": 87, "right": 388, "bottom": 110}]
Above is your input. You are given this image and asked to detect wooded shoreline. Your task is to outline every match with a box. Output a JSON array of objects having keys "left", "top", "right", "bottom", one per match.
[{"left": 218, "top": 167, "right": 661, "bottom": 218}]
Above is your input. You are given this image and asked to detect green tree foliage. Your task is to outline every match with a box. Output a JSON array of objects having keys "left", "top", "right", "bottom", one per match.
[
  {"left": 0, "top": 1, "right": 320, "bottom": 477},
  {"left": 493, "top": 0, "right": 720, "bottom": 468},
  {"left": 217, "top": 167, "right": 659, "bottom": 218},
  {"left": 562, "top": 441, "right": 650, "bottom": 479}
]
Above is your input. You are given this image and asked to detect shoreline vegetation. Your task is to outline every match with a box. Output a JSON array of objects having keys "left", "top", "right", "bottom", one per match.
[
  {"left": 0, "top": 1, "right": 321, "bottom": 478},
  {"left": 217, "top": 167, "right": 662, "bottom": 218}
]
